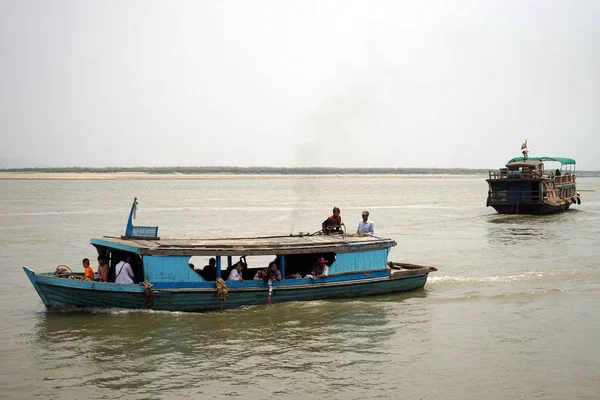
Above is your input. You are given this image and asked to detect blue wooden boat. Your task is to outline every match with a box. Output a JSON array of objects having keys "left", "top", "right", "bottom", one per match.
[{"left": 23, "top": 199, "right": 437, "bottom": 312}]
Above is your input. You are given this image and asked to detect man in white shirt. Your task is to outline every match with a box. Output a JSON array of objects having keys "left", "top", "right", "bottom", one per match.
[
  {"left": 115, "top": 256, "right": 135, "bottom": 284},
  {"left": 357, "top": 211, "right": 374, "bottom": 236},
  {"left": 227, "top": 263, "right": 244, "bottom": 282}
]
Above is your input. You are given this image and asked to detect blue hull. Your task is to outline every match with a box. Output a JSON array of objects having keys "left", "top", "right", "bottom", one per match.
[{"left": 23, "top": 267, "right": 430, "bottom": 312}]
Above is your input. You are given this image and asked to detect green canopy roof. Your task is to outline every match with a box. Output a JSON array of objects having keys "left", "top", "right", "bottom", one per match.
[{"left": 507, "top": 156, "right": 576, "bottom": 165}]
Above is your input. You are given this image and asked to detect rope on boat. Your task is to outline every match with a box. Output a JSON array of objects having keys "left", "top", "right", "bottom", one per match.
[
  {"left": 216, "top": 278, "right": 228, "bottom": 301},
  {"left": 55, "top": 265, "right": 72, "bottom": 278},
  {"left": 143, "top": 280, "right": 155, "bottom": 308},
  {"left": 313, "top": 222, "right": 347, "bottom": 237}
]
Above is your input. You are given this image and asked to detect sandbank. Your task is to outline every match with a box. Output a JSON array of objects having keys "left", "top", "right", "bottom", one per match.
[{"left": 0, "top": 172, "right": 482, "bottom": 180}]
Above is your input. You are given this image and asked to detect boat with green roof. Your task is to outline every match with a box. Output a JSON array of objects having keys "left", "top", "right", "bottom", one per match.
[{"left": 486, "top": 156, "right": 581, "bottom": 215}]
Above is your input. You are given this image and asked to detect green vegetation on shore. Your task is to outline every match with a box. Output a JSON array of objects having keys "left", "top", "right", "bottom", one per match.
[
  {"left": 2, "top": 166, "right": 489, "bottom": 175},
  {"left": 2, "top": 166, "right": 599, "bottom": 176}
]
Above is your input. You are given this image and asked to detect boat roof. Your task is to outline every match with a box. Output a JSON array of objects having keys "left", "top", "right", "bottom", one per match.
[
  {"left": 505, "top": 160, "right": 543, "bottom": 168},
  {"left": 507, "top": 156, "right": 576, "bottom": 165},
  {"left": 91, "top": 234, "right": 397, "bottom": 256}
]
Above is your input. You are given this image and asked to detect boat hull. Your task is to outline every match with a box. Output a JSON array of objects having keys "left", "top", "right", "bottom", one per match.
[
  {"left": 23, "top": 267, "right": 431, "bottom": 312},
  {"left": 490, "top": 202, "right": 570, "bottom": 215}
]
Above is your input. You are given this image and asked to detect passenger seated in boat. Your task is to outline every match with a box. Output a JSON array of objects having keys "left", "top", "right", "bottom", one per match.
[
  {"left": 268, "top": 261, "right": 282, "bottom": 281},
  {"left": 227, "top": 263, "right": 244, "bottom": 282},
  {"left": 555, "top": 169, "right": 561, "bottom": 176},
  {"left": 224, "top": 256, "right": 247, "bottom": 279},
  {"left": 322, "top": 207, "right": 342, "bottom": 234},
  {"left": 115, "top": 255, "right": 135, "bottom": 284},
  {"left": 129, "top": 254, "right": 144, "bottom": 283},
  {"left": 202, "top": 258, "right": 217, "bottom": 281},
  {"left": 311, "top": 257, "right": 329, "bottom": 280},
  {"left": 254, "top": 268, "right": 269, "bottom": 281},
  {"left": 189, "top": 263, "right": 204, "bottom": 278},
  {"left": 82, "top": 258, "right": 94, "bottom": 281},
  {"left": 97, "top": 256, "right": 109, "bottom": 282}
]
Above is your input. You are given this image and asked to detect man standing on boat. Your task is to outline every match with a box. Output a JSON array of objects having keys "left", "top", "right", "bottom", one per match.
[
  {"left": 115, "top": 255, "right": 135, "bottom": 284},
  {"left": 322, "top": 207, "right": 342, "bottom": 234},
  {"left": 357, "top": 211, "right": 374, "bottom": 236},
  {"left": 521, "top": 139, "right": 528, "bottom": 160}
]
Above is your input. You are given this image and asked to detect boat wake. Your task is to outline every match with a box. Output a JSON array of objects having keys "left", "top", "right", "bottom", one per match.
[
  {"left": 429, "top": 267, "right": 599, "bottom": 286},
  {"left": 38, "top": 304, "right": 188, "bottom": 315}
]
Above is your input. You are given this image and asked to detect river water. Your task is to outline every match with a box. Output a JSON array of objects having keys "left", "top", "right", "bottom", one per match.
[{"left": 1, "top": 176, "right": 599, "bottom": 399}]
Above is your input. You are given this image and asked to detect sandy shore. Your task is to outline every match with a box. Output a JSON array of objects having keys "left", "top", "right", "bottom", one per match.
[{"left": 0, "top": 172, "right": 483, "bottom": 180}]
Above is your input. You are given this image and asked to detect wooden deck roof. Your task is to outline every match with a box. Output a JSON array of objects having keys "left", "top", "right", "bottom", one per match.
[{"left": 91, "top": 234, "right": 397, "bottom": 256}]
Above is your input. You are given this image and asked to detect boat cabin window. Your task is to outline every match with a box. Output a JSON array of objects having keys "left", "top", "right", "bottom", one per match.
[
  {"left": 227, "top": 255, "right": 276, "bottom": 281},
  {"left": 94, "top": 246, "right": 143, "bottom": 283},
  {"left": 203, "top": 253, "right": 336, "bottom": 281},
  {"left": 188, "top": 256, "right": 218, "bottom": 281},
  {"left": 284, "top": 253, "right": 335, "bottom": 279}
]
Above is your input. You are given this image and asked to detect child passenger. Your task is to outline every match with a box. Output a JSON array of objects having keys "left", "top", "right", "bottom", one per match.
[
  {"left": 97, "top": 256, "right": 109, "bottom": 282},
  {"left": 268, "top": 261, "right": 281, "bottom": 281},
  {"left": 227, "top": 263, "right": 244, "bottom": 282},
  {"left": 82, "top": 258, "right": 94, "bottom": 281},
  {"left": 254, "top": 268, "right": 270, "bottom": 281}
]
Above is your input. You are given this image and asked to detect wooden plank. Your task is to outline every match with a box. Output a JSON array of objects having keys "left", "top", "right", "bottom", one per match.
[
  {"left": 389, "top": 261, "right": 437, "bottom": 270},
  {"left": 140, "top": 242, "right": 394, "bottom": 256},
  {"left": 389, "top": 268, "right": 431, "bottom": 278},
  {"left": 97, "top": 234, "right": 396, "bottom": 256}
]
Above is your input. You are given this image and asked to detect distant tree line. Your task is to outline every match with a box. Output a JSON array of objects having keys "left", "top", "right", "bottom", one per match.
[
  {"left": 1, "top": 166, "right": 599, "bottom": 176},
  {"left": 2, "top": 166, "right": 490, "bottom": 175}
]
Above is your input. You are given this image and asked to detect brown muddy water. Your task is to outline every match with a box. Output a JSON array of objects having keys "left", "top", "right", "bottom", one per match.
[{"left": 1, "top": 176, "right": 599, "bottom": 399}]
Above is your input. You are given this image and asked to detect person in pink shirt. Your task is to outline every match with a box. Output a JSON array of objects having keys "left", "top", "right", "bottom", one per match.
[{"left": 97, "top": 256, "right": 109, "bottom": 282}]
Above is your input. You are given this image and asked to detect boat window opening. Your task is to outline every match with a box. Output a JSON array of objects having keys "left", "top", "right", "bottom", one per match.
[
  {"left": 105, "top": 250, "right": 142, "bottom": 284},
  {"left": 284, "top": 253, "right": 335, "bottom": 279},
  {"left": 188, "top": 256, "right": 215, "bottom": 280},
  {"left": 221, "top": 255, "right": 277, "bottom": 281}
]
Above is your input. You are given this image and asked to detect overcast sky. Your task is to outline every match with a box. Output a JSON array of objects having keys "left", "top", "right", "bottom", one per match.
[{"left": 1, "top": 1, "right": 598, "bottom": 169}]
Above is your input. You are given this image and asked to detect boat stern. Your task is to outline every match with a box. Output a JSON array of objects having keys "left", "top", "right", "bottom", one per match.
[{"left": 23, "top": 266, "right": 51, "bottom": 307}]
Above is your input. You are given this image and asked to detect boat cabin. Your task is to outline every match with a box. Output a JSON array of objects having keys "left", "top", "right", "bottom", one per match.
[
  {"left": 86, "top": 197, "right": 397, "bottom": 288},
  {"left": 90, "top": 235, "right": 397, "bottom": 288}
]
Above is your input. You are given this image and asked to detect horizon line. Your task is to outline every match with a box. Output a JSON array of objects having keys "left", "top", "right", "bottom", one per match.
[{"left": 2, "top": 166, "right": 599, "bottom": 174}]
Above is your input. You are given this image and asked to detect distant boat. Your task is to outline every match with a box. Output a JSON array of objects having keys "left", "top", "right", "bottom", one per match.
[
  {"left": 23, "top": 198, "right": 437, "bottom": 312},
  {"left": 486, "top": 156, "right": 581, "bottom": 215}
]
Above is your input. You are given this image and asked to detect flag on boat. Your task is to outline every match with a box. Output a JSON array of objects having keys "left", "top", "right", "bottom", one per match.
[{"left": 521, "top": 140, "right": 527, "bottom": 150}]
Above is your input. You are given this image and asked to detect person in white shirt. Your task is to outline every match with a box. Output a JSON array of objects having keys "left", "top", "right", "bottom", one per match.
[
  {"left": 357, "top": 211, "right": 374, "bottom": 236},
  {"left": 115, "top": 256, "right": 135, "bottom": 284},
  {"left": 227, "top": 263, "right": 244, "bottom": 282}
]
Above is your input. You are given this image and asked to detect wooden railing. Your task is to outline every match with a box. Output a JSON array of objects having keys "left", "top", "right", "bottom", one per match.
[
  {"left": 554, "top": 174, "right": 576, "bottom": 185},
  {"left": 488, "top": 170, "right": 546, "bottom": 180},
  {"left": 489, "top": 170, "right": 576, "bottom": 184}
]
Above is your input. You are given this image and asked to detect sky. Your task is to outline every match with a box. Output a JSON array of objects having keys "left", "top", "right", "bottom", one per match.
[{"left": 1, "top": 0, "right": 599, "bottom": 169}]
